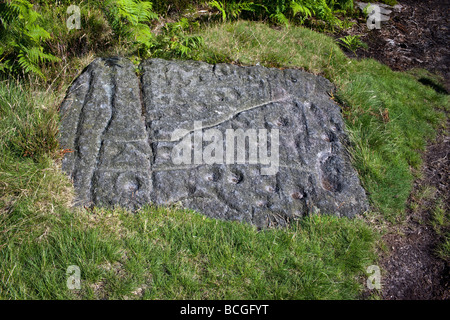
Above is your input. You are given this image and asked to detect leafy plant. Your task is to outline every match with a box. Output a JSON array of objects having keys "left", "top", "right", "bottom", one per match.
[
  {"left": 209, "top": 0, "right": 227, "bottom": 21},
  {"left": 209, "top": 0, "right": 262, "bottom": 22},
  {"left": 246, "top": 0, "right": 351, "bottom": 28},
  {"left": 327, "top": 0, "right": 354, "bottom": 11},
  {"left": 103, "top": 0, "right": 158, "bottom": 53},
  {"left": 151, "top": 0, "right": 202, "bottom": 16},
  {"left": 270, "top": 9, "right": 290, "bottom": 26},
  {"left": 337, "top": 35, "right": 368, "bottom": 53},
  {"left": 150, "top": 18, "right": 204, "bottom": 59},
  {"left": 291, "top": 1, "right": 313, "bottom": 21},
  {"left": 0, "top": 0, "right": 60, "bottom": 79}
]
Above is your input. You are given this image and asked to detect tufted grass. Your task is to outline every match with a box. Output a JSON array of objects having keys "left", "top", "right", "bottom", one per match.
[
  {"left": 430, "top": 199, "right": 450, "bottom": 262},
  {"left": 1, "top": 20, "right": 447, "bottom": 300},
  {"left": 0, "top": 202, "right": 377, "bottom": 300},
  {"left": 0, "top": 79, "right": 378, "bottom": 300}
]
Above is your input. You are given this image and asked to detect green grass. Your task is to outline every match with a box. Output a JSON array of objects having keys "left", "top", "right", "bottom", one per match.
[
  {"left": 0, "top": 79, "right": 60, "bottom": 161},
  {"left": 1, "top": 204, "right": 377, "bottom": 299},
  {"left": 0, "top": 79, "right": 377, "bottom": 299},
  {"left": 1, "top": 18, "right": 448, "bottom": 300},
  {"left": 430, "top": 199, "right": 450, "bottom": 262}
]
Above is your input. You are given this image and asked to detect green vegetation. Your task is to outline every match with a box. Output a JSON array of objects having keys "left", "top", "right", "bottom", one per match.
[
  {"left": 0, "top": 0, "right": 60, "bottom": 79},
  {"left": 150, "top": 18, "right": 204, "bottom": 60},
  {"left": 337, "top": 35, "right": 368, "bottom": 54},
  {"left": 0, "top": 0, "right": 448, "bottom": 300},
  {"left": 407, "top": 184, "right": 449, "bottom": 262},
  {"left": 431, "top": 200, "right": 450, "bottom": 261},
  {"left": 0, "top": 188, "right": 376, "bottom": 298},
  {"left": 102, "top": 0, "right": 158, "bottom": 53},
  {"left": 0, "top": 78, "right": 377, "bottom": 299},
  {"left": 360, "top": 0, "right": 398, "bottom": 6}
]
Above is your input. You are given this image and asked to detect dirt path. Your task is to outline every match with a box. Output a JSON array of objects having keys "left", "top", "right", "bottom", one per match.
[
  {"left": 380, "top": 124, "right": 449, "bottom": 300},
  {"left": 336, "top": 0, "right": 449, "bottom": 299}
]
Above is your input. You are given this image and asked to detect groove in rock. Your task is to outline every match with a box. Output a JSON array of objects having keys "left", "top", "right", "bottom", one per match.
[
  {"left": 89, "top": 64, "right": 117, "bottom": 205},
  {"left": 72, "top": 69, "right": 95, "bottom": 182},
  {"left": 138, "top": 65, "right": 154, "bottom": 170}
]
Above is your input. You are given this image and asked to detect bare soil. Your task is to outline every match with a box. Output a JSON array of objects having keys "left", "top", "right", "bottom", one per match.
[
  {"left": 337, "top": 0, "right": 449, "bottom": 92},
  {"left": 379, "top": 126, "right": 450, "bottom": 300},
  {"left": 334, "top": 0, "right": 449, "bottom": 300}
]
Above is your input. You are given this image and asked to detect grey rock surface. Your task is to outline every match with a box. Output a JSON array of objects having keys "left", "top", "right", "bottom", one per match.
[{"left": 59, "top": 57, "right": 369, "bottom": 227}]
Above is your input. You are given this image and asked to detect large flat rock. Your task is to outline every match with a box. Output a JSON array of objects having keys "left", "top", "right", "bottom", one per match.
[{"left": 59, "top": 57, "right": 368, "bottom": 227}]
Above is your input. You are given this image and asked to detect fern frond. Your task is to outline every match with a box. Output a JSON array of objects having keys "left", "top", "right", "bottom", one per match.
[
  {"left": 134, "top": 1, "right": 158, "bottom": 22},
  {"left": 17, "top": 50, "right": 44, "bottom": 78},
  {"left": 104, "top": 0, "right": 157, "bottom": 41},
  {"left": 132, "top": 23, "right": 155, "bottom": 48},
  {"left": 209, "top": 1, "right": 227, "bottom": 22},
  {"left": 270, "top": 11, "right": 290, "bottom": 27},
  {"left": 291, "top": 1, "right": 313, "bottom": 18},
  {"left": 26, "top": 24, "right": 51, "bottom": 42},
  {"left": 177, "top": 17, "right": 190, "bottom": 30},
  {"left": 8, "top": 0, "right": 32, "bottom": 17},
  {"left": 0, "top": 3, "right": 19, "bottom": 28},
  {"left": 16, "top": 45, "right": 60, "bottom": 79},
  {"left": 0, "top": 0, "right": 57, "bottom": 78}
]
